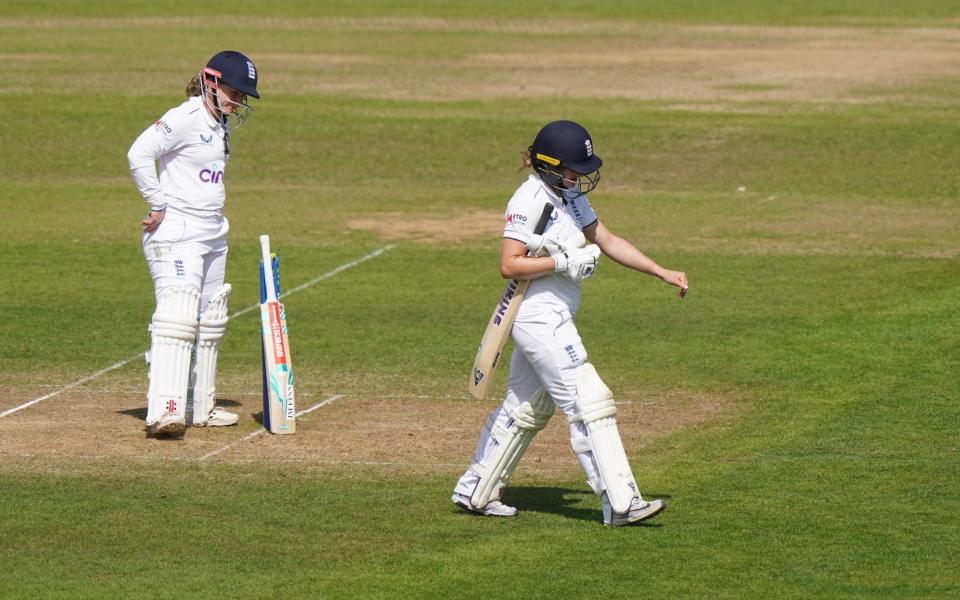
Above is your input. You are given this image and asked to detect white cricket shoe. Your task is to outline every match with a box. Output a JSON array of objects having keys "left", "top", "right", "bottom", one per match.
[
  {"left": 451, "top": 493, "right": 518, "bottom": 517},
  {"left": 146, "top": 412, "right": 186, "bottom": 438},
  {"left": 194, "top": 407, "right": 239, "bottom": 427},
  {"left": 602, "top": 493, "right": 666, "bottom": 527}
]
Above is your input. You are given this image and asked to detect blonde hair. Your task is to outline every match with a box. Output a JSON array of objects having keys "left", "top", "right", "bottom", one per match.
[
  {"left": 185, "top": 74, "right": 202, "bottom": 98},
  {"left": 520, "top": 148, "right": 533, "bottom": 171}
]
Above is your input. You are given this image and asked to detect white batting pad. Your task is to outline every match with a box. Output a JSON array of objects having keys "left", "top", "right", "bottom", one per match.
[
  {"left": 146, "top": 285, "right": 200, "bottom": 425},
  {"left": 569, "top": 420, "right": 603, "bottom": 495},
  {"left": 470, "top": 388, "right": 555, "bottom": 509},
  {"left": 576, "top": 363, "right": 640, "bottom": 514},
  {"left": 190, "top": 284, "right": 231, "bottom": 425}
]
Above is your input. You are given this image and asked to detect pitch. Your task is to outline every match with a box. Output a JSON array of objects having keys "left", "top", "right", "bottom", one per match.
[{"left": 1, "top": 1, "right": 958, "bottom": 597}]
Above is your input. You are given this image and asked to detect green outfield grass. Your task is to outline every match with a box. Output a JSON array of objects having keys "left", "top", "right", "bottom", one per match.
[{"left": 1, "top": 2, "right": 958, "bottom": 598}]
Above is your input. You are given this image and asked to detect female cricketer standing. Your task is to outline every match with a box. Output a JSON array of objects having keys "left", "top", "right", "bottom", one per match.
[
  {"left": 127, "top": 51, "right": 259, "bottom": 437},
  {"left": 452, "top": 120, "right": 689, "bottom": 526}
]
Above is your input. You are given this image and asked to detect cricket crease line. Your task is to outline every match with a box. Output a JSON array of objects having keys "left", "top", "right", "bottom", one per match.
[
  {"left": 0, "top": 360, "right": 130, "bottom": 419},
  {"left": 0, "top": 245, "right": 395, "bottom": 419},
  {"left": 198, "top": 394, "right": 342, "bottom": 461}
]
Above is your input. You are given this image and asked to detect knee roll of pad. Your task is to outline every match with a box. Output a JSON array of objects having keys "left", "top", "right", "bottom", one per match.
[
  {"left": 197, "top": 284, "right": 231, "bottom": 343},
  {"left": 577, "top": 363, "right": 617, "bottom": 422},
  {"left": 576, "top": 363, "right": 639, "bottom": 514},
  {"left": 469, "top": 388, "right": 555, "bottom": 509}
]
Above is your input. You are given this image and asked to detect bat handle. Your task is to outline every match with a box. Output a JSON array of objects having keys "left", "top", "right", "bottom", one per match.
[{"left": 260, "top": 234, "right": 277, "bottom": 301}]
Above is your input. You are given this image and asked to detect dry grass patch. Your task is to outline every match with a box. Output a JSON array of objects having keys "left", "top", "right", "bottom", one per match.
[
  {"left": 346, "top": 210, "right": 504, "bottom": 243},
  {"left": 6, "top": 21, "right": 958, "bottom": 105},
  {"left": 0, "top": 376, "right": 730, "bottom": 481}
]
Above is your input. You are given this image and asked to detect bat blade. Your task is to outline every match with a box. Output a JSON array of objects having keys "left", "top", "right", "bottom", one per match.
[
  {"left": 261, "top": 300, "right": 296, "bottom": 434},
  {"left": 260, "top": 235, "right": 296, "bottom": 434},
  {"left": 468, "top": 278, "right": 530, "bottom": 399},
  {"left": 467, "top": 203, "right": 553, "bottom": 399}
]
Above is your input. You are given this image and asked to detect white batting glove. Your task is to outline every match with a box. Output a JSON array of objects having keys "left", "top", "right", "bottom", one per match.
[
  {"left": 554, "top": 244, "right": 601, "bottom": 281},
  {"left": 528, "top": 231, "right": 589, "bottom": 257},
  {"left": 526, "top": 234, "right": 564, "bottom": 257}
]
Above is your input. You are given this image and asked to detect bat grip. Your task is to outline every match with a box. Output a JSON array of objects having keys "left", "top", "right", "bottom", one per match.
[{"left": 260, "top": 235, "right": 277, "bottom": 301}]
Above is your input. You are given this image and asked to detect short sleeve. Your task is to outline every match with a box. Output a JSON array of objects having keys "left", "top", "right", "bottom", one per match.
[
  {"left": 575, "top": 195, "right": 598, "bottom": 229},
  {"left": 503, "top": 197, "right": 548, "bottom": 244}
]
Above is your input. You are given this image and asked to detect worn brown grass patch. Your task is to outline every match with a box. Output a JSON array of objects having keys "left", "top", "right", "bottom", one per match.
[
  {"left": 0, "top": 370, "right": 729, "bottom": 480},
  {"left": 346, "top": 210, "right": 504, "bottom": 244},
  {"left": 5, "top": 20, "right": 958, "bottom": 105}
]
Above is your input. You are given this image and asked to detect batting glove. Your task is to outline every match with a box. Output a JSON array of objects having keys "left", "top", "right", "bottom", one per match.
[
  {"left": 526, "top": 234, "right": 564, "bottom": 257},
  {"left": 554, "top": 244, "right": 601, "bottom": 281}
]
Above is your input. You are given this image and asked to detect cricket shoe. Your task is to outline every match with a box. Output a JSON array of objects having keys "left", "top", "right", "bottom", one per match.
[
  {"left": 194, "top": 407, "right": 239, "bottom": 427},
  {"left": 146, "top": 412, "right": 186, "bottom": 438},
  {"left": 451, "top": 493, "right": 518, "bottom": 517},
  {"left": 602, "top": 493, "right": 666, "bottom": 527}
]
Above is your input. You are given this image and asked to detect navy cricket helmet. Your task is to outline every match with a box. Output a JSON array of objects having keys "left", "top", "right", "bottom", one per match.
[
  {"left": 205, "top": 50, "right": 260, "bottom": 99},
  {"left": 529, "top": 120, "right": 602, "bottom": 195}
]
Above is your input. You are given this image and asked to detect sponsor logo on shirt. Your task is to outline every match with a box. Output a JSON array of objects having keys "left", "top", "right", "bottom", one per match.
[
  {"left": 200, "top": 133, "right": 213, "bottom": 144},
  {"left": 199, "top": 162, "right": 224, "bottom": 184},
  {"left": 506, "top": 213, "right": 527, "bottom": 224},
  {"left": 154, "top": 120, "right": 172, "bottom": 135}
]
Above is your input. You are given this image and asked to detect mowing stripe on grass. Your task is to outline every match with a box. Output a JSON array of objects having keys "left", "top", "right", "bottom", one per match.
[
  {"left": 198, "top": 394, "right": 343, "bottom": 461},
  {"left": 0, "top": 246, "right": 395, "bottom": 419}
]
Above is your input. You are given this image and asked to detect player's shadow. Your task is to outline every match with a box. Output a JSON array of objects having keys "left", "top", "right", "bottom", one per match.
[
  {"left": 502, "top": 486, "right": 596, "bottom": 522},
  {"left": 118, "top": 407, "right": 147, "bottom": 420},
  {"left": 117, "top": 398, "right": 242, "bottom": 421},
  {"left": 504, "top": 486, "right": 671, "bottom": 526}
]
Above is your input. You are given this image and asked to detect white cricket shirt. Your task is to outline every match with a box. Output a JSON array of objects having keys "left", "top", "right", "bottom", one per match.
[
  {"left": 127, "top": 96, "right": 229, "bottom": 216},
  {"left": 502, "top": 174, "right": 598, "bottom": 319}
]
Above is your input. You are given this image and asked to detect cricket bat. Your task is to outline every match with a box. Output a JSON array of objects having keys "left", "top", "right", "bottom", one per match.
[
  {"left": 468, "top": 203, "right": 553, "bottom": 399},
  {"left": 260, "top": 234, "right": 296, "bottom": 434}
]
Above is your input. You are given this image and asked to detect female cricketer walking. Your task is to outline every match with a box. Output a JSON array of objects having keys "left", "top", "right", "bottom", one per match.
[
  {"left": 452, "top": 120, "right": 689, "bottom": 526},
  {"left": 127, "top": 51, "right": 260, "bottom": 437}
]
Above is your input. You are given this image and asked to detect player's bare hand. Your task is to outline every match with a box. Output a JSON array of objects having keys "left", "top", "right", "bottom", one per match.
[
  {"left": 141, "top": 209, "right": 165, "bottom": 233},
  {"left": 660, "top": 269, "right": 689, "bottom": 299}
]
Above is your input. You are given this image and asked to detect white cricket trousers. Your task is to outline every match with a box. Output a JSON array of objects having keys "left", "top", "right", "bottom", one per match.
[
  {"left": 454, "top": 307, "right": 602, "bottom": 496},
  {"left": 142, "top": 207, "right": 229, "bottom": 307}
]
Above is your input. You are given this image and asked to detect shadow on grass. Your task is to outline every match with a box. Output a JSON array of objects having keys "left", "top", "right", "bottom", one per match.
[
  {"left": 503, "top": 486, "right": 672, "bottom": 526},
  {"left": 507, "top": 486, "right": 596, "bottom": 522}
]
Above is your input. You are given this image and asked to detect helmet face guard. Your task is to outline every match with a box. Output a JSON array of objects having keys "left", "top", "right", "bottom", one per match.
[
  {"left": 201, "top": 67, "right": 254, "bottom": 129},
  {"left": 531, "top": 151, "right": 601, "bottom": 196},
  {"left": 529, "top": 120, "right": 603, "bottom": 198},
  {"left": 201, "top": 51, "right": 259, "bottom": 129}
]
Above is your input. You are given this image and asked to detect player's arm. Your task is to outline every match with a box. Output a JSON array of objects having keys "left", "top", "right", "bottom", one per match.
[
  {"left": 127, "top": 109, "right": 188, "bottom": 231},
  {"left": 499, "top": 238, "right": 556, "bottom": 280},
  {"left": 584, "top": 219, "right": 689, "bottom": 297}
]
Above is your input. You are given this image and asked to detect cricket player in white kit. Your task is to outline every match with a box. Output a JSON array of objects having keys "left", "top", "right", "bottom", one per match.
[
  {"left": 453, "top": 120, "right": 689, "bottom": 526},
  {"left": 127, "top": 51, "right": 260, "bottom": 437}
]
